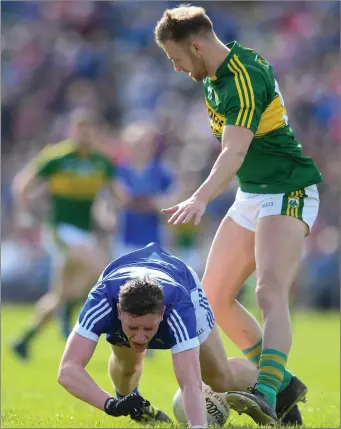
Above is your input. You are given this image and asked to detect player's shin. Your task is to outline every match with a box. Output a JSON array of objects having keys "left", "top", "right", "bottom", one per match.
[{"left": 108, "top": 351, "right": 144, "bottom": 397}]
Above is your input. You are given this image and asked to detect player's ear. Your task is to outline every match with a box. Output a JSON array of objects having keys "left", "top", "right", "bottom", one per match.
[
  {"left": 191, "top": 41, "right": 202, "bottom": 56},
  {"left": 117, "top": 304, "right": 121, "bottom": 320},
  {"left": 161, "top": 305, "right": 166, "bottom": 318}
]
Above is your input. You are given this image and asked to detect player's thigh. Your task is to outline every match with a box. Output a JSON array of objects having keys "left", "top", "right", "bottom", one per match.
[
  {"left": 199, "top": 326, "right": 232, "bottom": 382},
  {"left": 52, "top": 247, "right": 105, "bottom": 302},
  {"left": 55, "top": 223, "right": 107, "bottom": 270},
  {"left": 255, "top": 215, "right": 306, "bottom": 293},
  {"left": 110, "top": 345, "right": 146, "bottom": 373},
  {"left": 68, "top": 242, "right": 107, "bottom": 271},
  {"left": 202, "top": 215, "right": 255, "bottom": 302}
]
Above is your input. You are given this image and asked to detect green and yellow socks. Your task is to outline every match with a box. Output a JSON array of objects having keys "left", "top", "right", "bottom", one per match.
[
  {"left": 243, "top": 341, "right": 294, "bottom": 408},
  {"left": 256, "top": 349, "right": 288, "bottom": 407},
  {"left": 242, "top": 339, "right": 263, "bottom": 366}
]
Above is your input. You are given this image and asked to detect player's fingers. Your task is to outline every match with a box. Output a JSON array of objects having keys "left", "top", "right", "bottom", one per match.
[
  {"left": 182, "top": 211, "right": 195, "bottom": 224},
  {"left": 161, "top": 206, "right": 178, "bottom": 214},
  {"left": 174, "top": 209, "right": 192, "bottom": 225},
  {"left": 168, "top": 208, "right": 183, "bottom": 224}
]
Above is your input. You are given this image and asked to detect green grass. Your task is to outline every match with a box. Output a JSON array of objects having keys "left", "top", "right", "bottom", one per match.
[{"left": 1, "top": 305, "right": 340, "bottom": 428}]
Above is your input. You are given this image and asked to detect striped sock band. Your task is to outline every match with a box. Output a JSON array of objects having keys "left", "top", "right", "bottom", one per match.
[
  {"left": 242, "top": 339, "right": 263, "bottom": 368},
  {"left": 257, "top": 349, "right": 287, "bottom": 397}
]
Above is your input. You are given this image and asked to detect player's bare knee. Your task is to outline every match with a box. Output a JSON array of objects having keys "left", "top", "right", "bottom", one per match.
[
  {"left": 203, "top": 369, "right": 235, "bottom": 392},
  {"left": 204, "top": 281, "right": 235, "bottom": 310},
  {"left": 109, "top": 353, "right": 143, "bottom": 378},
  {"left": 202, "top": 363, "right": 235, "bottom": 392},
  {"left": 38, "top": 292, "right": 58, "bottom": 310},
  {"left": 256, "top": 280, "right": 287, "bottom": 313},
  {"left": 120, "top": 361, "right": 143, "bottom": 377}
]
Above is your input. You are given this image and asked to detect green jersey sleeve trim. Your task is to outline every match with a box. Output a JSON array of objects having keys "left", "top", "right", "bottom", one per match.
[
  {"left": 227, "top": 54, "right": 256, "bottom": 129},
  {"left": 33, "top": 141, "right": 75, "bottom": 177}
]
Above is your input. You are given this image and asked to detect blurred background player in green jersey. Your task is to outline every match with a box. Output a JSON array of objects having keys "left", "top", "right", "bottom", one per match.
[
  {"left": 155, "top": 5, "right": 323, "bottom": 426},
  {"left": 12, "top": 109, "right": 124, "bottom": 359}
]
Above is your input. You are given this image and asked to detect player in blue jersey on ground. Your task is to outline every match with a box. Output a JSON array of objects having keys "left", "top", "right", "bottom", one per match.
[{"left": 58, "top": 242, "right": 258, "bottom": 428}]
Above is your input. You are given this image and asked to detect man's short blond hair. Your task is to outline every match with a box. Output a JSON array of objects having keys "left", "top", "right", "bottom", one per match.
[{"left": 154, "top": 4, "right": 213, "bottom": 46}]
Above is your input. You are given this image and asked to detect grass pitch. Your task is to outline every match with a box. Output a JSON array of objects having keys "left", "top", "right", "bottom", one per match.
[{"left": 2, "top": 305, "right": 340, "bottom": 428}]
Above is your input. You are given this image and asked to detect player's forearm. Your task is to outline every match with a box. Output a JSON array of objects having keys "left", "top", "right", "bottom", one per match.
[
  {"left": 12, "top": 170, "right": 39, "bottom": 213},
  {"left": 193, "top": 147, "right": 245, "bottom": 204},
  {"left": 12, "top": 179, "right": 36, "bottom": 227},
  {"left": 182, "top": 382, "right": 207, "bottom": 427},
  {"left": 12, "top": 181, "right": 29, "bottom": 213},
  {"left": 58, "top": 362, "right": 111, "bottom": 411}
]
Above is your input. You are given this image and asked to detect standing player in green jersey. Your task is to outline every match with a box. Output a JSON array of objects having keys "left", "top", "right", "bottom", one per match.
[
  {"left": 154, "top": 5, "right": 322, "bottom": 426},
  {"left": 12, "top": 109, "right": 124, "bottom": 360}
]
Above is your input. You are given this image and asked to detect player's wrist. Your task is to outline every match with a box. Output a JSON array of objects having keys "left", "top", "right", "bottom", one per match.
[{"left": 192, "top": 189, "right": 210, "bottom": 205}]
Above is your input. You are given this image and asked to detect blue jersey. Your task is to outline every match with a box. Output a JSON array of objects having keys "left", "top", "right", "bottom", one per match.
[
  {"left": 74, "top": 242, "right": 215, "bottom": 354},
  {"left": 117, "top": 160, "right": 173, "bottom": 246}
]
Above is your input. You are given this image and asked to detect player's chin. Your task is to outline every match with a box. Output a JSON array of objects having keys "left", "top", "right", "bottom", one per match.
[
  {"left": 190, "top": 72, "right": 206, "bottom": 82},
  {"left": 132, "top": 342, "right": 148, "bottom": 353}
]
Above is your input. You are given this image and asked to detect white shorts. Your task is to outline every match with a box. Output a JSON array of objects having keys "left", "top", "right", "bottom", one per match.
[
  {"left": 42, "top": 223, "right": 97, "bottom": 271},
  {"left": 227, "top": 184, "right": 320, "bottom": 233},
  {"left": 188, "top": 267, "right": 215, "bottom": 345}
]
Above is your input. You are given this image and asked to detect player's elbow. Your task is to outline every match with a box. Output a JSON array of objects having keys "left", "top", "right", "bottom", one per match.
[
  {"left": 58, "top": 361, "right": 74, "bottom": 388},
  {"left": 12, "top": 175, "right": 24, "bottom": 199},
  {"left": 12, "top": 174, "right": 31, "bottom": 205}
]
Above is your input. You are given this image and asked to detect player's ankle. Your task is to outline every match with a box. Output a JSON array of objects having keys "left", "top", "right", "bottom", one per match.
[
  {"left": 278, "top": 369, "right": 294, "bottom": 393},
  {"left": 116, "top": 386, "right": 140, "bottom": 399},
  {"left": 256, "top": 384, "right": 277, "bottom": 408}
]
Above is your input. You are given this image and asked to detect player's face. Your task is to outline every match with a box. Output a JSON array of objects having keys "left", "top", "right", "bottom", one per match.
[
  {"left": 162, "top": 40, "right": 208, "bottom": 82},
  {"left": 71, "top": 120, "right": 97, "bottom": 148},
  {"left": 119, "top": 311, "right": 164, "bottom": 353}
]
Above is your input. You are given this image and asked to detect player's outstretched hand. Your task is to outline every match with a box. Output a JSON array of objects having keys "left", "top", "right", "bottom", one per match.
[
  {"left": 104, "top": 393, "right": 150, "bottom": 417},
  {"left": 161, "top": 196, "right": 207, "bottom": 226}
]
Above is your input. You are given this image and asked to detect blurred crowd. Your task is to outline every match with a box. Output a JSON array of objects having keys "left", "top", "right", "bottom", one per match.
[{"left": 1, "top": 1, "right": 340, "bottom": 309}]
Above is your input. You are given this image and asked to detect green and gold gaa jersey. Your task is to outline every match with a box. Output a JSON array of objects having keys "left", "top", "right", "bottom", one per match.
[
  {"left": 203, "top": 41, "right": 322, "bottom": 194},
  {"left": 32, "top": 140, "right": 114, "bottom": 231}
]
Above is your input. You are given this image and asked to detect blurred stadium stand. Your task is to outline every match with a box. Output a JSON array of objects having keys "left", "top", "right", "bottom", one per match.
[{"left": 1, "top": 1, "right": 339, "bottom": 309}]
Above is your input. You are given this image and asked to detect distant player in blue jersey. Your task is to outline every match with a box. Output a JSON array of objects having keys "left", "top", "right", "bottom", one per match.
[
  {"left": 58, "top": 242, "right": 258, "bottom": 427},
  {"left": 114, "top": 122, "right": 175, "bottom": 256}
]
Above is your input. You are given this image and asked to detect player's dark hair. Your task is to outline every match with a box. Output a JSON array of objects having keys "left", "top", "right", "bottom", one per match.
[
  {"left": 118, "top": 277, "right": 164, "bottom": 316},
  {"left": 154, "top": 4, "right": 213, "bottom": 46}
]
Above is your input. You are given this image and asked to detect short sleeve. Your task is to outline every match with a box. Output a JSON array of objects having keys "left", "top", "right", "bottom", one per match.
[
  {"left": 168, "top": 299, "right": 199, "bottom": 355},
  {"left": 30, "top": 145, "right": 59, "bottom": 178},
  {"left": 224, "top": 57, "right": 267, "bottom": 133},
  {"left": 74, "top": 287, "right": 113, "bottom": 342}
]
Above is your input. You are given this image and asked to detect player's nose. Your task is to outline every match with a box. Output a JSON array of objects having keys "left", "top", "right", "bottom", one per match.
[{"left": 135, "top": 331, "right": 147, "bottom": 342}]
